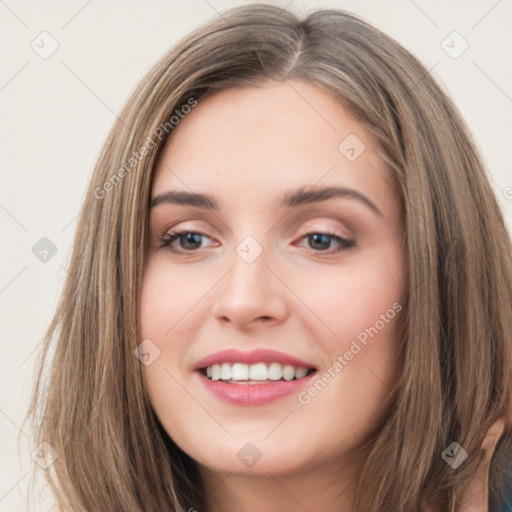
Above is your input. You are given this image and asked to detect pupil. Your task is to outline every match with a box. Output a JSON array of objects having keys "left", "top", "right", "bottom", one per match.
[
  {"left": 182, "top": 233, "right": 202, "bottom": 249},
  {"left": 310, "top": 233, "right": 330, "bottom": 250}
]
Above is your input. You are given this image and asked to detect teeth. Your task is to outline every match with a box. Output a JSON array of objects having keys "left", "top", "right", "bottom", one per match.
[
  {"left": 221, "top": 362, "right": 232, "bottom": 380},
  {"left": 268, "top": 362, "right": 282, "bottom": 380},
  {"left": 232, "top": 363, "right": 249, "bottom": 380},
  {"left": 249, "top": 362, "right": 268, "bottom": 380},
  {"left": 203, "top": 362, "right": 312, "bottom": 382},
  {"left": 282, "top": 365, "right": 295, "bottom": 381},
  {"left": 294, "top": 367, "right": 308, "bottom": 379}
]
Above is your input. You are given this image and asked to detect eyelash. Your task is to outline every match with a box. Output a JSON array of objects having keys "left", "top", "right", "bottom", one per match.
[{"left": 157, "top": 229, "right": 356, "bottom": 255}]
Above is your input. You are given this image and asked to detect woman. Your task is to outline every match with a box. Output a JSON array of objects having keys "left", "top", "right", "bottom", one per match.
[{"left": 25, "top": 4, "right": 512, "bottom": 511}]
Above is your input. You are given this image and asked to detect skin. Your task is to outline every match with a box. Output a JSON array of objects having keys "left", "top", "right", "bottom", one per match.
[{"left": 138, "top": 80, "right": 499, "bottom": 511}]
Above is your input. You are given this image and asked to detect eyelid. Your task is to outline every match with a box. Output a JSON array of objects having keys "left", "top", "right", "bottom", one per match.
[
  {"left": 158, "top": 217, "right": 351, "bottom": 241},
  {"left": 294, "top": 216, "right": 355, "bottom": 240},
  {"left": 154, "top": 209, "right": 356, "bottom": 238}
]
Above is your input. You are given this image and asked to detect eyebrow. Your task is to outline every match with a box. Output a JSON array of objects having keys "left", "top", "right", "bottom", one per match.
[{"left": 150, "top": 185, "right": 383, "bottom": 217}]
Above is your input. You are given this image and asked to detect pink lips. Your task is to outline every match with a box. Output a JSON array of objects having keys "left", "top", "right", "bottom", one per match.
[
  {"left": 193, "top": 348, "right": 316, "bottom": 370},
  {"left": 198, "top": 374, "right": 317, "bottom": 406},
  {"left": 194, "top": 348, "right": 317, "bottom": 406}
]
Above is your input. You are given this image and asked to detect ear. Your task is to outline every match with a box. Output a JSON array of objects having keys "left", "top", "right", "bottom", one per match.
[{"left": 457, "top": 418, "right": 505, "bottom": 512}]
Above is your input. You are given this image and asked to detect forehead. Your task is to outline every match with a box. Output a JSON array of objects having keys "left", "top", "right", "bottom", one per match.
[{"left": 152, "top": 80, "right": 396, "bottom": 213}]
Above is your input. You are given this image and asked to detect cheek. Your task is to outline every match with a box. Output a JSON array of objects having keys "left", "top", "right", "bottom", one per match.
[
  {"left": 137, "top": 256, "right": 227, "bottom": 414},
  {"left": 290, "top": 251, "right": 404, "bottom": 420},
  {"left": 294, "top": 273, "right": 402, "bottom": 446},
  {"left": 289, "top": 254, "right": 404, "bottom": 352},
  {"left": 138, "top": 257, "right": 213, "bottom": 341},
  {"left": 138, "top": 261, "right": 188, "bottom": 389},
  {"left": 138, "top": 262, "right": 197, "bottom": 444}
]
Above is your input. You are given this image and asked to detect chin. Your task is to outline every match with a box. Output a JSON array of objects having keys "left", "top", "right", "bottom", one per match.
[{"left": 196, "top": 449, "right": 309, "bottom": 478}]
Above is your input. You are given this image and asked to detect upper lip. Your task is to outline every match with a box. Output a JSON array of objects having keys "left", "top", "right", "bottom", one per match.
[{"left": 194, "top": 348, "right": 317, "bottom": 370}]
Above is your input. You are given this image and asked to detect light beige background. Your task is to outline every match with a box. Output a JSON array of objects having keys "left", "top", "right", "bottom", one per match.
[{"left": 1, "top": 0, "right": 511, "bottom": 510}]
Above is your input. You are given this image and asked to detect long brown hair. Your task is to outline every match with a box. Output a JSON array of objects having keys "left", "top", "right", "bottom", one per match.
[{"left": 24, "top": 4, "right": 512, "bottom": 511}]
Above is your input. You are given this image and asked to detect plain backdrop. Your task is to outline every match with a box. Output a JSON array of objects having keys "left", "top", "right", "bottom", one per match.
[{"left": 1, "top": 1, "right": 511, "bottom": 510}]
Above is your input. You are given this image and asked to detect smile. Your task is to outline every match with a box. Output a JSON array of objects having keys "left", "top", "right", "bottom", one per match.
[
  {"left": 201, "top": 362, "right": 315, "bottom": 382},
  {"left": 194, "top": 348, "right": 318, "bottom": 405}
]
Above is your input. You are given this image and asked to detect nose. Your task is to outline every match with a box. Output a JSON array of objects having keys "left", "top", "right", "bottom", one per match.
[{"left": 211, "top": 244, "right": 288, "bottom": 330}]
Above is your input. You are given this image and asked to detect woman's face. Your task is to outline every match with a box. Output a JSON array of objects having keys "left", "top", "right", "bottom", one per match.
[{"left": 139, "top": 80, "right": 406, "bottom": 480}]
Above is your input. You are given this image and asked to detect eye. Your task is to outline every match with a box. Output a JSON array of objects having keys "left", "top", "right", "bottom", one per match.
[
  {"left": 296, "top": 231, "right": 356, "bottom": 254},
  {"left": 158, "top": 229, "right": 355, "bottom": 255},
  {"left": 158, "top": 230, "right": 214, "bottom": 252}
]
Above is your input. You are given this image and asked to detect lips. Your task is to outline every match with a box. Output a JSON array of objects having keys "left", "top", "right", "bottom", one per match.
[
  {"left": 193, "top": 348, "right": 317, "bottom": 370},
  {"left": 193, "top": 348, "right": 318, "bottom": 406}
]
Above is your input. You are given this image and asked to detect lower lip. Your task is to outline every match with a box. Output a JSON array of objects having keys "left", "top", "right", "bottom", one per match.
[{"left": 196, "top": 371, "right": 317, "bottom": 406}]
